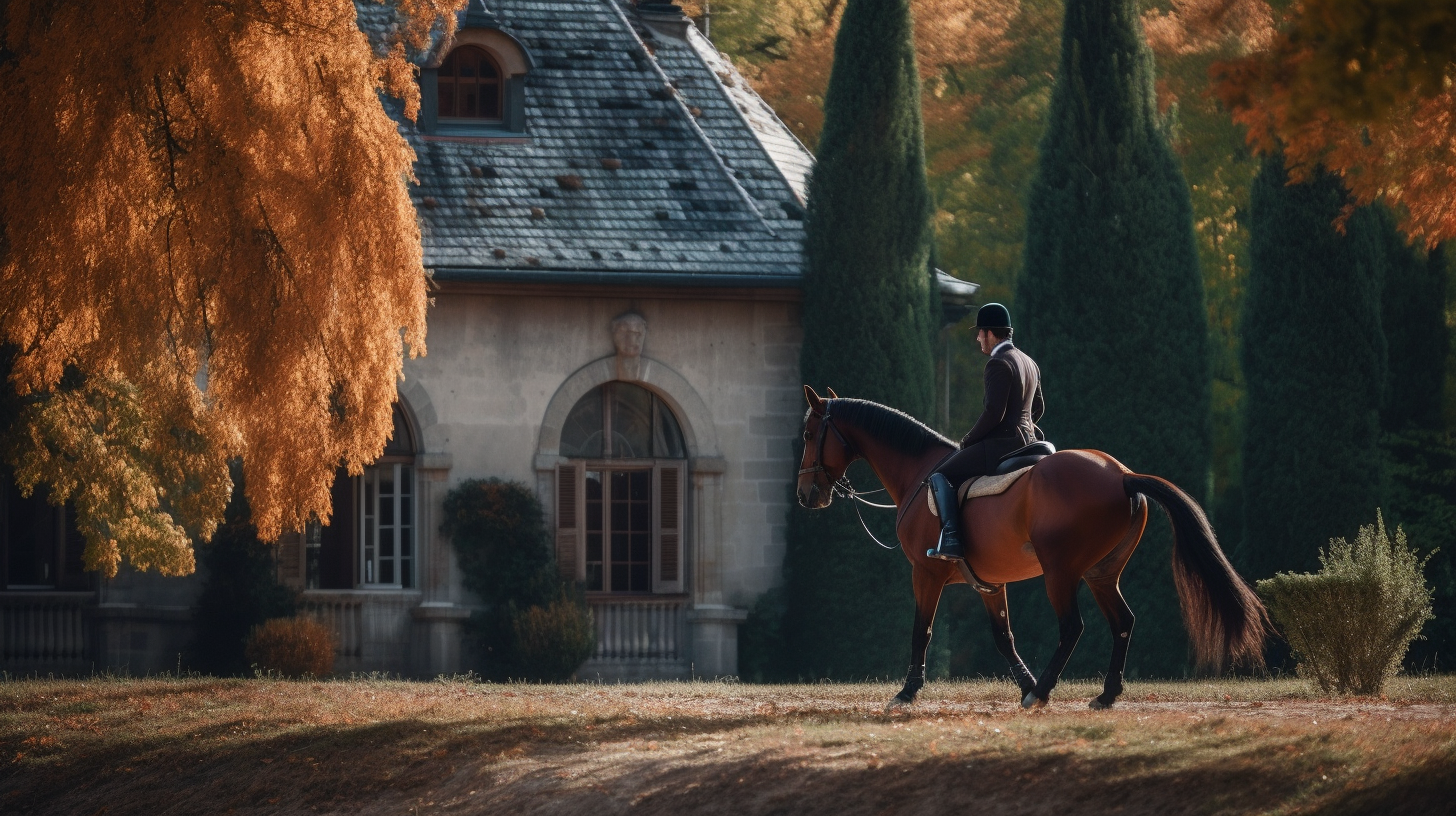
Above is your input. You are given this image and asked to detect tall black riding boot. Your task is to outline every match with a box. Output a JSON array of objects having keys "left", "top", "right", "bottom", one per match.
[{"left": 925, "top": 472, "right": 965, "bottom": 561}]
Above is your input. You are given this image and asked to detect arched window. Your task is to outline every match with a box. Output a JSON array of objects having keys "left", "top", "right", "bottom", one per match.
[
  {"left": 555, "top": 383, "right": 686, "bottom": 595},
  {"left": 438, "top": 46, "right": 502, "bottom": 121},
  {"left": 310, "top": 403, "right": 418, "bottom": 590}
]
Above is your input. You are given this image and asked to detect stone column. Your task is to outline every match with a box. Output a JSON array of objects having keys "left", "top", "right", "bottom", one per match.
[
  {"left": 411, "top": 452, "right": 467, "bottom": 677},
  {"left": 687, "top": 456, "right": 746, "bottom": 677}
]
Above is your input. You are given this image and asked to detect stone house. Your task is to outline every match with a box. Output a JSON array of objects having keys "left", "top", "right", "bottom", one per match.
[{"left": 0, "top": 0, "right": 974, "bottom": 680}]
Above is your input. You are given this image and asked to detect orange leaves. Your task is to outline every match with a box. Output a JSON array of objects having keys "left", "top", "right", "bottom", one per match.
[
  {"left": 1210, "top": 2, "right": 1456, "bottom": 245},
  {"left": 0, "top": 0, "right": 464, "bottom": 573}
]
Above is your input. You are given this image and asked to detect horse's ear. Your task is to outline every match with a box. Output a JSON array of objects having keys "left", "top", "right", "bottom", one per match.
[
  {"left": 803, "top": 385, "right": 824, "bottom": 412},
  {"left": 826, "top": 387, "right": 840, "bottom": 400}
]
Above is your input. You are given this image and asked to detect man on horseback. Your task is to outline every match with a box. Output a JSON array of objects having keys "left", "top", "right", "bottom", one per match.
[{"left": 926, "top": 302, "right": 1043, "bottom": 562}]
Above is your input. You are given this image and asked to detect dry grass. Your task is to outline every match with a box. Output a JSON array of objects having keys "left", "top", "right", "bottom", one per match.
[{"left": 3, "top": 675, "right": 1455, "bottom": 815}]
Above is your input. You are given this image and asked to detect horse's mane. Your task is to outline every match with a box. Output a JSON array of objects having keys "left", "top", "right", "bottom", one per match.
[{"left": 806, "top": 398, "right": 954, "bottom": 457}]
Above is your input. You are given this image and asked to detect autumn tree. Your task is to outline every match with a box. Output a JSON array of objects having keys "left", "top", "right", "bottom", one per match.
[
  {"left": 0, "top": 0, "right": 464, "bottom": 578},
  {"left": 778, "top": 0, "right": 937, "bottom": 680},
  {"left": 1213, "top": 1, "right": 1456, "bottom": 245}
]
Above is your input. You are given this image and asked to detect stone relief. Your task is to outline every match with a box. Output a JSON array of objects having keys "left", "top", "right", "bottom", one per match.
[{"left": 612, "top": 312, "right": 647, "bottom": 381}]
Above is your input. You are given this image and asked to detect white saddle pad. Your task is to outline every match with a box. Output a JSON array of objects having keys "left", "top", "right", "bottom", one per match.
[{"left": 928, "top": 465, "right": 1034, "bottom": 517}]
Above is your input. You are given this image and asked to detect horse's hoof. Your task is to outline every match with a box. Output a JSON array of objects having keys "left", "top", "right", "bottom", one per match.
[
  {"left": 885, "top": 696, "right": 913, "bottom": 713},
  {"left": 1021, "top": 692, "right": 1046, "bottom": 710},
  {"left": 1089, "top": 697, "right": 1113, "bottom": 711}
]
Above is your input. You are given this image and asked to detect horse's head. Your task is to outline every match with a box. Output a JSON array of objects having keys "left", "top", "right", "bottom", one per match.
[{"left": 796, "top": 385, "right": 854, "bottom": 509}]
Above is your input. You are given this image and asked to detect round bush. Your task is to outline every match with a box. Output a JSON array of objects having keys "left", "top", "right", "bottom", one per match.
[
  {"left": 511, "top": 595, "right": 596, "bottom": 682},
  {"left": 244, "top": 617, "right": 336, "bottom": 679}
]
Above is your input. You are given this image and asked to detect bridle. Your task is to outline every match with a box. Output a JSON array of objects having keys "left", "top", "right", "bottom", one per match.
[
  {"left": 798, "top": 400, "right": 903, "bottom": 549},
  {"left": 798, "top": 399, "right": 857, "bottom": 486}
]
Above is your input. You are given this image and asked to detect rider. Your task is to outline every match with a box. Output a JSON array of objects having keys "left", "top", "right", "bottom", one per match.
[{"left": 926, "top": 302, "right": 1043, "bottom": 562}]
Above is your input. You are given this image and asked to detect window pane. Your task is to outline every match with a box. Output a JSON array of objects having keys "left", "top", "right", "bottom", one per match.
[
  {"left": 562, "top": 391, "right": 604, "bottom": 458},
  {"left": 401, "top": 559, "right": 412, "bottom": 589},
  {"left": 610, "top": 384, "right": 652, "bottom": 458},
  {"left": 652, "top": 397, "right": 686, "bottom": 458},
  {"left": 462, "top": 90, "right": 477, "bottom": 118},
  {"left": 439, "top": 81, "right": 456, "bottom": 117},
  {"left": 380, "top": 560, "right": 394, "bottom": 584},
  {"left": 611, "top": 563, "right": 628, "bottom": 590},
  {"left": 586, "top": 531, "right": 602, "bottom": 562},
  {"left": 630, "top": 563, "right": 649, "bottom": 592},
  {"left": 585, "top": 471, "right": 602, "bottom": 530},
  {"left": 631, "top": 532, "right": 649, "bottom": 562},
  {"left": 629, "top": 499, "right": 648, "bottom": 531},
  {"left": 628, "top": 470, "right": 649, "bottom": 501},
  {"left": 481, "top": 82, "right": 501, "bottom": 119},
  {"left": 586, "top": 562, "right": 603, "bottom": 592},
  {"left": 611, "top": 531, "right": 628, "bottom": 562}
]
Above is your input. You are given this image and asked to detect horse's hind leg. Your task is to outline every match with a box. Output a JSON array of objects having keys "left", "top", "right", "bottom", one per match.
[
  {"left": 1085, "top": 576, "right": 1135, "bottom": 709},
  {"left": 1024, "top": 573, "right": 1084, "bottom": 709},
  {"left": 979, "top": 585, "right": 1036, "bottom": 697}
]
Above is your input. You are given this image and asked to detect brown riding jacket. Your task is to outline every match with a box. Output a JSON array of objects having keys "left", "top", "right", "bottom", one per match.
[{"left": 961, "top": 340, "right": 1044, "bottom": 450}]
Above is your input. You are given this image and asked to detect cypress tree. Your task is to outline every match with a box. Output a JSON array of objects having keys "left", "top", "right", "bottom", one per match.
[
  {"left": 1014, "top": 0, "right": 1210, "bottom": 676},
  {"left": 1240, "top": 156, "right": 1385, "bottom": 580},
  {"left": 1379, "top": 228, "right": 1447, "bottom": 432},
  {"left": 779, "top": 0, "right": 936, "bottom": 680}
]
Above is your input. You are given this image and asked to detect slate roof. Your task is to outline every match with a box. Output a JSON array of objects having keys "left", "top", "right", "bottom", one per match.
[{"left": 358, "top": 0, "right": 812, "bottom": 287}]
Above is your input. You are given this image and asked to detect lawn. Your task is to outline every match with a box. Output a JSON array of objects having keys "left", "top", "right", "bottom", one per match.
[{"left": 2, "top": 675, "right": 1454, "bottom": 815}]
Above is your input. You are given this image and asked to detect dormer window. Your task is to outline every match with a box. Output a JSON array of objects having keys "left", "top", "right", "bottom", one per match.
[
  {"left": 420, "top": 26, "right": 533, "bottom": 137},
  {"left": 438, "top": 46, "right": 502, "bottom": 121}
]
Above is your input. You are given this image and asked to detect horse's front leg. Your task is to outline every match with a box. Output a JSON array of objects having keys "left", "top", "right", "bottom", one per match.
[{"left": 888, "top": 565, "right": 949, "bottom": 710}]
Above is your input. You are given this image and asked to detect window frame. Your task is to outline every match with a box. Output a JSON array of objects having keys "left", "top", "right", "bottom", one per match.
[
  {"left": 555, "top": 384, "right": 687, "bottom": 596},
  {"left": 356, "top": 458, "right": 417, "bottom": 589}
]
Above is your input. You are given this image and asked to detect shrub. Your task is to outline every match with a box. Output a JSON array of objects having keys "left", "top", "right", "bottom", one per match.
[
  {"left": 244, "top": 617, "right": 335, "bottom": 679},
  {"left": 441, "top": 478, "right": 555, "bottom": 610},
  {"left": 1257, "top": 512, "right": 1434, "bottom": 694},
  {"left": 510, "top": 591, "right": 596, "bottom": 682},
  {"left": 442, "top": 478, "right": 591, "bottom": 680}
]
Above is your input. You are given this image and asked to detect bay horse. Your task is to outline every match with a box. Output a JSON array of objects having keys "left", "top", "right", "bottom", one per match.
[{"left": 795, "top": 386, "right": 1267, "bottom": 710}]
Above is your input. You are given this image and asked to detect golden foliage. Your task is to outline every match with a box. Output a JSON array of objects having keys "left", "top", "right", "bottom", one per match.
[{"left": 0, "top": 0, "right": 465, "bottom": 576}]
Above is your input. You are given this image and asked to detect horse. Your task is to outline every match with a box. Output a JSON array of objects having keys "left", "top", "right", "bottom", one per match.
[{"left": 794, "top": 385, "right": 1267, "bottom": 710}]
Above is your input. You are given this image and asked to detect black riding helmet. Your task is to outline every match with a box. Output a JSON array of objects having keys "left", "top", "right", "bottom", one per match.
[{"left": 975, "top": 302, "right": 1011, "bottom": 330}]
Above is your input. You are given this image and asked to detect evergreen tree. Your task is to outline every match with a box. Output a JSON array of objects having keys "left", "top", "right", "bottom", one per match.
[
  {"left": 1014, "top": 0, "right": 1210, "bottom": 676},
  {"left": 1380, "top": 232, "right": 1447, "bottom": 432},
  {"left": 1240, "top": 156, "right": 1386, "bottom": 580},
  {"left": 778, "top": 0, "right": 937, "bottom": 680}
]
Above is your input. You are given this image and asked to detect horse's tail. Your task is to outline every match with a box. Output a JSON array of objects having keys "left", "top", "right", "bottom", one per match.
[{"left": 1123, "top": 473, "right": 1269, "bottom": 670}]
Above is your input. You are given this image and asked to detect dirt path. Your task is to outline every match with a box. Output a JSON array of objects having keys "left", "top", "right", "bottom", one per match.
[{"left": 3, "top": 677, "right": 1454, "bottom": 815}]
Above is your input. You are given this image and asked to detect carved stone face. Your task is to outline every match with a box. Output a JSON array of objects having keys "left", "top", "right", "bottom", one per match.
[{"left": 612, "top": 313, "right": 646, "bottom": 358}]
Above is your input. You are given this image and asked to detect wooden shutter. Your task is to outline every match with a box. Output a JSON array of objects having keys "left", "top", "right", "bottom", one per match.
[
  {"left": 556, "top": 464, "right": 581, "bottom": 581},
  {"left": 654, "top": 463, "right": 684, "bottom": 593}
]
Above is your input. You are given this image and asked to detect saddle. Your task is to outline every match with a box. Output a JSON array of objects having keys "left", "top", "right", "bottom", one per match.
[{"left": 929, "top": 441, "right": 1057, "bottom": 516}]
